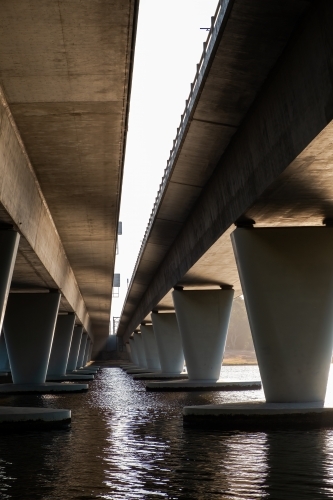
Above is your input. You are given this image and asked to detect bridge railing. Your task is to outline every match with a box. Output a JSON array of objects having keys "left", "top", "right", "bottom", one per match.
[{"left": 119, "top": 0, "right": 231, "bottom": 327}]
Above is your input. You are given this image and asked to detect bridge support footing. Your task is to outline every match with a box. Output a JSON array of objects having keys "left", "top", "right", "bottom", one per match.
[
  {"left": 146, "top": 379, "right": 261, "bottom": 392},
  {"left": 183, "top": 402, "right": 333, "bottom": 430}
]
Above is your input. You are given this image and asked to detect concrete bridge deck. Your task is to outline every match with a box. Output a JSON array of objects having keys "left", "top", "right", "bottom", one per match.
[
  {"left": 117, "top": 0, "right": 333, "bottom": 340},
  {"left": 0, "top": 0, "right": 139, "bottom": 353}
]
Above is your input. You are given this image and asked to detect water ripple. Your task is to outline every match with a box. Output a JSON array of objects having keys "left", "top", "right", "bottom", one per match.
[{"left": 0, "top": 366, "right": 332, "bottom": 498}]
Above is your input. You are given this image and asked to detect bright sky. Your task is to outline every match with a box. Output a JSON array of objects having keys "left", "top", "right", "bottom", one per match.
[{"left": 110, "top": 0, "right": 218, "bottom": 332}]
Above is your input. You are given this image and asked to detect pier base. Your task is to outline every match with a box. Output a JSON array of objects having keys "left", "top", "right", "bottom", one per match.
[
  {"left": 0, "top": 382, "right": 88, "bottom": 394},
  {"left": 46, "top": 374, "right": 94, "bottom": 381},
  {"left": 0, "top": 407, "right": 71, "bottom": 430},
  {"left": 146, "top": 379, "right": 261, "bottom": 392},
  {"left": 126, "top": 368, "right": 152, "bottom": 374},
  {"left": 133, "top": 372, "right": 188, "bottom": 380},
  {"left": 183, "top": 402, "right": 333, "bottom": 429}
]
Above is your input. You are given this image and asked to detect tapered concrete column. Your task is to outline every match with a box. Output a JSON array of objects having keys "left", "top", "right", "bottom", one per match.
[
  {"left": 0, "top": 331, "right": 10, "bottom": 372},
  {"left": 88, "top": 342, "right": 93, "bottom": 362},
  {"left": 76, "top": 332, "right": 88, "bottom": 368},
  {"left": 231, "top": 226, "right": 333, "bottom": 403},
  {"left": 173, "top": 289, "right": 234, "bottom": 382},
  {"left": 4, "top": 292, "right": 61, "bottom": 384},
  {"left": 141, "top": 325, "right": 161, "bottom": 371},
  {"left": 151, "top": 312, "right": 184, "bottom": 374},
  {"left": 47, "top": 314, "right": 75, "bottom": 376},
  {"left": 125, "top": 342, "right": 132, "bottom": 361},
  {"left": 67, "top": 326, "right": 83, "bottom": 372},
  {"left": 129, "top": 337, "right": 139, "bottom": 365},
  {"left": 133, "top": 333, "right": 147, "bottom": 368},
  {"left": 83, "top": 339, "right": 90, "bottom": 366}
]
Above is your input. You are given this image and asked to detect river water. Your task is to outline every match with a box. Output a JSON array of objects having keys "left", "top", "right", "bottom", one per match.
[{"left": 0, "top": 365, "right": 333, "bottom": 499}]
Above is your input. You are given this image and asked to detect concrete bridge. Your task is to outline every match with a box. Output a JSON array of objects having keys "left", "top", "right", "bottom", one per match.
[
  {"left": 0, "top": 0, "right": 138, "bottom": 425},
  {"left": 118, "top": 0, "right": 333, "bottom": 425}
]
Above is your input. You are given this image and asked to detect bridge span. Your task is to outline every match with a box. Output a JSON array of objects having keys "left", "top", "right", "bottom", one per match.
[{"left": 118, "top": 0, "right": 332, "bottom": 339}]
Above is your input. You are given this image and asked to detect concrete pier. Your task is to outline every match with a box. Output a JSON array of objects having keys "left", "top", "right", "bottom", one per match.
[
  {"left": 4, "top": 292, "right": 61, "bottom": 384},
  {"left": 66, "top": 326, "right": 83, "bottom": 372},
  {"left": 151, "top": 312, "right": 184, "bottom": 375},
  {"left": 4, "top": 292, "right": 87, "bottom": 393},
  {"left": 0, "top": 330, "right": 10, "bottom": 373},
  {"left": 47, "top": 314, "right": 75, "bottom": 379},
  {"left": 173, "top": 289, "right": 234, "bottom": 381},
  {"left": 133, "top": 332, "right": 147, "bottom": 369},
  {"left": 141, "top": 324, "right": 161, "bottom": 372},
  {"left": 129, "top": 337, "right": 139, "bottom": 366},
  {"left": 232, "top": 227, "right": 333, "bottom": 403},
  {"left": 76, "top": 332, "right": 88, "bottom": 369}
]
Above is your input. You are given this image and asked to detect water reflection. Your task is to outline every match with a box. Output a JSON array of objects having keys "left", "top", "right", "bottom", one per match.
[{"left": 0, "top": 367, "right": 332, "bottom": 498}]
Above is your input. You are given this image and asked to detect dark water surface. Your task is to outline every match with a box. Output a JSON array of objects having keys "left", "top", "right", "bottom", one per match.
[{"left": 0, "top": 366, "right": 333, "bottom": 499}]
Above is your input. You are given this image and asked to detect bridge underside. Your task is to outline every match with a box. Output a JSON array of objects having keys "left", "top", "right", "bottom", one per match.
[
  {"left": 118, "top": 0, "right": 333, "bottom": 339},
  {"left": 0, "top": 0, "right": 138, "bottom": 351}
]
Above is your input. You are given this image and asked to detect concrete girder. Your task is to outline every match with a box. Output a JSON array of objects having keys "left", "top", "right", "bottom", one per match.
[{"left": 0, "top": 88, "right": 91, "bottom": 332}]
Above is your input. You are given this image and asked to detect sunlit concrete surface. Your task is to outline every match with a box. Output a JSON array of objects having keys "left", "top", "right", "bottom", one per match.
[
  {"left": 183, "top": 402, "right": 333, "bottom": 430},
  {"left": 0, "top": 382, "right": 88, "bottom": 394},
  {"left": 146, "top": 380, "right": 261, "bottom": 392}
]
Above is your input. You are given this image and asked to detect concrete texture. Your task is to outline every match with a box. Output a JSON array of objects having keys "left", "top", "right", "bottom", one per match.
[
  {"left": 173, "top": 289, "right": 233, "bottom": 381},
  {"left": 4, "top": 292, "right": 60, "bottom": 384},
  {"left": 140, "top": 325, "right": 161, "bottom": 372},
  {"left": 0, "top": 382, "right": 88, "bottom": 394},
  {"left": 117, "top": 0, "right": 333, "bottom": 341},
  {"left": 183, "top": 402, "right": 333, "bottom": 430},
  {"left": 66, "top": 326, "right": 83, "bottom": 372},
  {"left": 151, "top": 312, "right": 184, "bottom": 374},
  {"left": 232, "top": 227, "right": 333, "bottom": 403},
  {"left": 47, "top": 314, "right": 75, "bottom": 376},
  {"left": 146, "top": 380, "right": 261, "bottom": 392}
]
